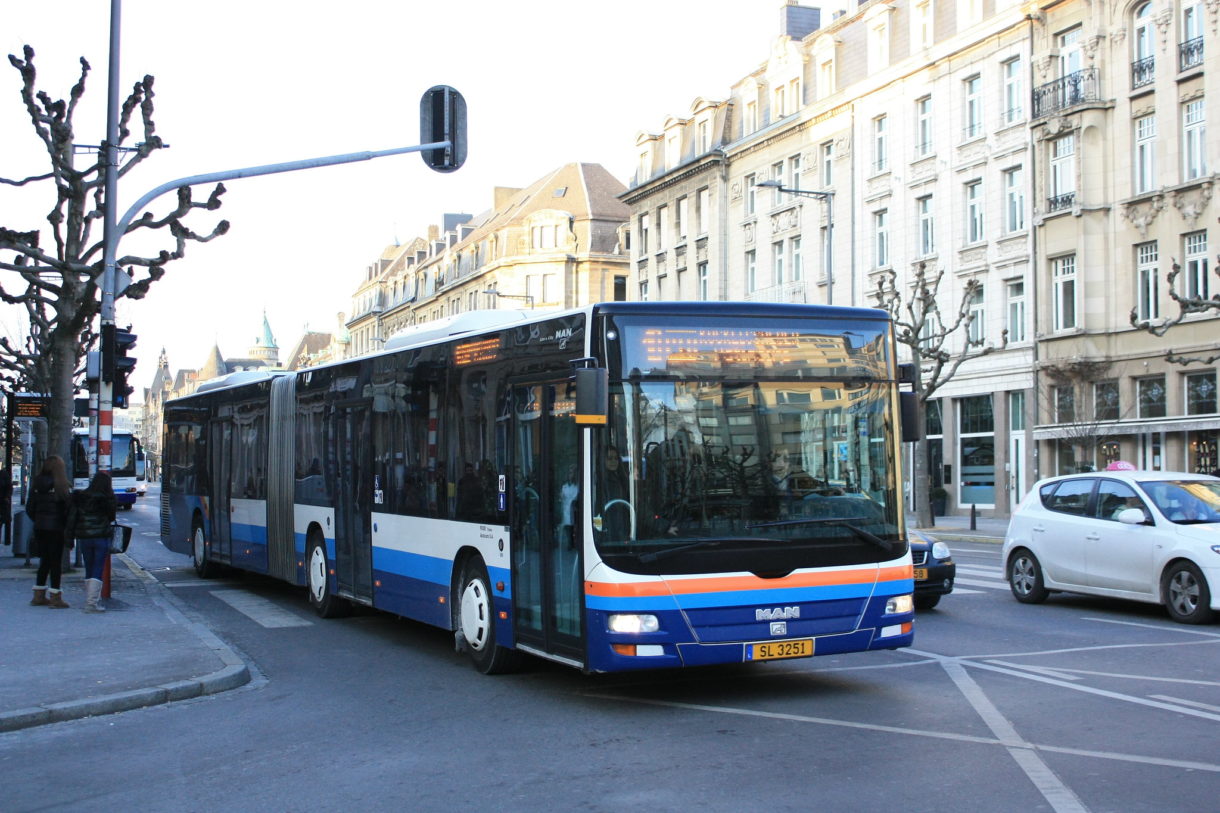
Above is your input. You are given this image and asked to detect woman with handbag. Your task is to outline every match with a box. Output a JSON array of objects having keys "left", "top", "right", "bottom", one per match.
[
  {"left": 26, "top": 456, "right": 72, "bottom": 608},
  {"left": 66, "top": 471, "right": 117, "bottom": 613}
]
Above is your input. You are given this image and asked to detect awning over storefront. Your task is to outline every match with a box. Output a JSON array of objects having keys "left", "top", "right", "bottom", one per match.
[{"left": 1032, "top": 416, "right": 1220, "bottom": 441}]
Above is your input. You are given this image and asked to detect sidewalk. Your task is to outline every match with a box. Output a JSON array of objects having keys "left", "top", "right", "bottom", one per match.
[
  {"left": 909, "top": 511, "right": 1009, "bottom": 543},
  {"left": 0, "top": 549, "right": 250, "bottom": 733}
]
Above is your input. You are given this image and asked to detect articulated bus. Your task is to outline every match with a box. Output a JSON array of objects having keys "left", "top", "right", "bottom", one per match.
[
  {"left": 161, "top": 302, "right": 915, "bottom": 674},
  {"left": 72, "top": 428, "right": 142, "bottom": 509}
]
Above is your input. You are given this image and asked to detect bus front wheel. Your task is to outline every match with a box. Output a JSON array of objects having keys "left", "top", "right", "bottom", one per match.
[
  {"left": 457, "top": 558, "right": 520, "bottom": 675},
  {"left": 192, "top": 521, "right": 218, "bottom": 579},
  {"left": 307, "top": 535, "right": 350, "bottom": 619}
]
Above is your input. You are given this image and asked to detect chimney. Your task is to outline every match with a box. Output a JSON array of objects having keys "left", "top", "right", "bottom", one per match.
[{"left": 781, "top": 1, "right": 821, "bottom": 40}]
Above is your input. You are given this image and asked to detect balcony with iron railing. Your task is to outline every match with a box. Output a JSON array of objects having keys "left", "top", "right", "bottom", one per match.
[
  {"left": 1032, "top": 68, "right": 1100, "bottom": 119},
  {"left": 1131, "top": 56, "right": 1155, "bottom": 89},
  {"left": 1046, "top": 192, "right": 1076, "bottom": 213},
  {"left": 1179, "top": 37, "right": 1204, "bottom": 71}
]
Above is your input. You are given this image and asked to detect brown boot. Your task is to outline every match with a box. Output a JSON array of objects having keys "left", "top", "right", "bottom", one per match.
[
  {"left": 47, "top": 590, "right": 69, "bottom": 609},
  {"left": 30, "top": 587, "right": 48, "bottom": 606}
]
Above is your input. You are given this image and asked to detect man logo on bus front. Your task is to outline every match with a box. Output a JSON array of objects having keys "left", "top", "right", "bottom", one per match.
[{"left": 756, "top": 606, "right": 799, "bottom": 621}]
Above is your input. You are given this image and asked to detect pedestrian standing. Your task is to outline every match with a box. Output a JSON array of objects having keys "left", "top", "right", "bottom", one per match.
[
  {"left": 66, "top": 471, "right": 117, "bottom": 613},
  {"left": 26, "top": 456, "right": 72, "bottom": 608}
]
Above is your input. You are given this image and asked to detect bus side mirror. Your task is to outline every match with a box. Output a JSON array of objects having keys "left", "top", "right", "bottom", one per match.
[
  {"left": 574, "top": 367, "right": 608, "bottom": 426},
  {"left": 900, "top": 392, "right": 922, "bottom": 442}
]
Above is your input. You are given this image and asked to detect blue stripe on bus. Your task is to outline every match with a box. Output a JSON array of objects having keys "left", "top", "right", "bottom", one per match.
[{"left": 372, "top": 547, "right": 511, "bottom": 599}]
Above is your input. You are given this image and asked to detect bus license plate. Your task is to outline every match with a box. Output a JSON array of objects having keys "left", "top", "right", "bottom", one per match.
[
  {"left": 750, "top": 639, "right": 813, "bottom": 661},
  {"left": 913, "top": 567, "right": 928, "bottom": 580}
]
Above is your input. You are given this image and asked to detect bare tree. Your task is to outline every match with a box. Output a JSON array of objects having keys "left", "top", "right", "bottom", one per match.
[
  {"left": 0, "top": 46, "right": 228, "bottom": 459},
  {"left": 874, "top": 262, "right": 1008, "bottom": 527},
  {"left": 1038, "top": 360, "right": 1126, "bottom": 473},
  {"left": 1130, "top": 223, "right": 1220, "bottom": 365}
]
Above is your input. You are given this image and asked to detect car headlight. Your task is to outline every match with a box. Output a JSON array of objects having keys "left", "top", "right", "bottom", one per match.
[
  {"left": 932, "top": 541, "right": 951, "bottom": 560},
  {"left": 608, "top": 613, "right": 659, "bottom": 633},
  {"left": 885, "top": 595, "right": 914, "bottom": 614}
]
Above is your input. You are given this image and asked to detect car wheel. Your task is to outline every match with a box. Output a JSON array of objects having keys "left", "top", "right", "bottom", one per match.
[
  {"left": 914, "top": 594, "right": 941, "bottom": 610},
  {"left": 457, "top": 558, "right": 520, "bottom": 675},
  {"left": 1162, "top": 561, "right": 1215, "bottom": 624},
  {"left": 1008, "top": 549, "right": 1049, "bottom": 604},
  {"left": 192, "top": 520, "right": 218, "bottom": 579},
  {"left": 307, "top": 533, "right": 350, "bottom": 619}
]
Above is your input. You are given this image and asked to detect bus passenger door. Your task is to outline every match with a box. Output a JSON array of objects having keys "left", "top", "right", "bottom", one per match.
[
  {"left": 334, "top": 403, "right": 374, "bottom": 603},
  {"left": 511, "top": 381, "right": 582, "bottom": 661},
  {"left": 208, "top": 420, "right": 234, "bottom": 564}
]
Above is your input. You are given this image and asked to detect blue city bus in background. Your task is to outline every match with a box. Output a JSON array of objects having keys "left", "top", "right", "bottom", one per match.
[
  {"left": 161, "top": 302, "right": 916, "bottom": 674},
  {"left": 72, "top": 428, "right": 141, "bottom": 509}
]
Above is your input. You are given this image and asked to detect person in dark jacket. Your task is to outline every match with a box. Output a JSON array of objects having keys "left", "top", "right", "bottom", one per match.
[
  {"left": 66, "top": 471, "right": 117, "bottom": 613},
  {"left": 26, "top": 456, "right": 72, "bottom": 608}
]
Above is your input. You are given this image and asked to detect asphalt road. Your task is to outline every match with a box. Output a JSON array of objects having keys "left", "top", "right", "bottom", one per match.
[{"left": 2, "top": 495, "right": 1217, "bottom": 812}]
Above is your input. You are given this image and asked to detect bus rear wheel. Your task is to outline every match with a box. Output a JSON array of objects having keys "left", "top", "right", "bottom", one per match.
[
  {"left": 307, "top": 535, "right": 350, "bottom": 619},
  {"left": 192, "top": 521, "right": 218, "bottom": 579},
  {"left": 457, "top": 558, "right": 520, "bottom": 675}
]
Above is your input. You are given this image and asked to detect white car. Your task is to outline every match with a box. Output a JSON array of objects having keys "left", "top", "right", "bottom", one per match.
[{"left": 1003, "top": 471, "right": 1220, "bottom": 624}]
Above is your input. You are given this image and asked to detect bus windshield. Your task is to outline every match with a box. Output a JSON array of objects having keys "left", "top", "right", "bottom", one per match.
[
  {"left": 72, "top": 433, "right": 138, "bottom": 480},
  {"left": 594, "top": 314, "right": 902, "bottom": 575}
]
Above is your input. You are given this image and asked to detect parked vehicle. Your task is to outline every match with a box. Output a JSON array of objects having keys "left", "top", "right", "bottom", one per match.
[
  {"left": 1003, "top": 471, "right": 1220, "bottom": 624},
  {"left": 910, "top": 530, "right": 955, "bottom": 609}
]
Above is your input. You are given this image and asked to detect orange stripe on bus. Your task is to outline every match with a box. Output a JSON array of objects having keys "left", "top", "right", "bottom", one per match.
[{"left": 585, "top": 565, "right": 912, "bottom": 598}]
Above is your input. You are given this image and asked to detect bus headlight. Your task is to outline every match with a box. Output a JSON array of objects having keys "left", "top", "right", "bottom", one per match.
[
  {"left": 608, "top": 613, "right": 659, "bottom": 634},
  {"left": 885, "top": 595, "right": 914, "bottom": 615}
]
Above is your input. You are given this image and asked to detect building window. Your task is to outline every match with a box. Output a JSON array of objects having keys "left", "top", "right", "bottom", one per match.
[
  {"left": 1049, "top": 134, "right": 1076, "bottom": 209},
  {"left": 697, "top": 261, "right": 709, "bottom": 300},
  {"left": 918, "top": 195, "right": 936, "bottom": 257},
  {"left": 745, "top": 100, "right": 757, "bottom": 134},
  {"left": 1138, "top": 376, "right": 1167, "bottom": 418},
  {"left": 820, "top": 141, "right": 835, "bottom": 188},
  {"left": 773, "top": 240, "right": 785, "bottom": 285},
  {"left": 1186, "top": 370, "right": 1218, "bottom": 415},
  {"left": 656, "top": 206, "right": 668, "bottom": 251},
  {"left": 966, "top": 284, "right": 985, "bottom": 344},
  {"left": 873, "top": 209, "right": 889, "bottom": 268},
  {"left": 1053, "top": 385, "right": 1076, "bottom": 423},
  {"left": 959, "top": 395, "right": 996, "bottom": 505},
  {"left": 915, "top": 96, "right": 933, "bottom": 157},
  {"left": 1136, "top": 241, "right": 1160, "bottom": 321},
  {"left": 818, "top": 59, "right": 835, "bottom": 99},
  {"left": 638, "top": 213, "right": 650, "bottom": 254},
  {"left": 1095, "top": 380, "right": 1120, "bottom": 421},
  {"left": 665, "top": 132, "right": 680, "bottom": 168},
  {"left": 1134, "top": 115, "right": 1157, "bottom": 194},
  {"left": 1185, "top": 231, "right": 1209, "bottom": 300},
  {"left": 773, "top": 86, "right": 786, "bottom": 120},
  {"left": 1133, "top": 3, "right": 1155, "bottom": 88},
  {"left": 697, "top": 120, "right": 710, "bottom": 153},
  {"left": 1004, "top": 166, "right": 1025, "bottom": 232},
  {"left": 676, "top": 197, "right": 688, "bottom": 241},
  {"left": 1052, "top": 254, "right": 1077, "bottom": 331},
  {"left": 963, "top": 75, "right": 983, "bottom": 140},
  {"left": 869, "top": 17, "right": 890, "bottom": 71},
  {"left": 1003, "top": 57, "right": 1023, "bottom": 124},
  {"left": 1010, "top": 390, "right": 1025, "bottom": 431},
  {"left": 1059, "top": 26, "right": 1083, "bottom": 78},
  {"left": 788, "top": 154, "right": 802, "bottom": 191},
  {"left": 1182, "top": 2, "right": 1204, "bottom": 70},
  {"left": 771, "top": 161, "right": 784, "bottom": 205},
  {"left": 912, "top": 0, "right": 933, "bottom": 49},
  {"left": 744, "top": 173, "right": 757, "bottom": 215},
  {"left": 1183, "top": 99, "right": 1207, "bottom": 180},
  {"left": 791, "top": 236, "right": 803, "bottom": 281},
  {"left": 532, "top": 224, "right": 557, "bottom": 249},
  {"left": 820, "top": 225, "right": 831, "bottom": 280},
  {"left": 639, "top": 279, "right": 649, "bottom": 301},
  {"left": 696, "top": 187, "right": 709, "bottom": 235},
  {"left": 872, "top": 115, "right": 889, "bottom": 173},
  {"left": 746, "top": 249, "right": 757, "bottom": 293},
  {"left": 966, "top": 181, "right": 984, "bottom": 244},
  {"left": 1006, "top": 280, "right": 1026, "bottom": 343},
  {"left": 638, "top": 151, "right": 650, "bottom": 183}
]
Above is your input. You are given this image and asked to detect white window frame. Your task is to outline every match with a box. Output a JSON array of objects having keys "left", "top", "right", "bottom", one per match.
[
  {"left": 918, "top": 195, "right": 936, "bottom": 257},
  {"left": 966, "top": 180, "right": 984, "bottom": 244},
  {"left": 791, "top": 236, "right": 803, "bottom": 281},
  {"left": 1136, "top": 241, "right": 1160, "bottom": 321},
  {"left": 774, "top": 86, "right": 786, "bottom": 120},
  {"left": 1006, "top": 280, "right": 1026, "bottom": 343},
  {"left": 874, "top": 209, "right": 890, "bottom": 268},
  {"left": 1050, "top": 134, "right": 1076, "bottom": 198},
  {"left": 639, "top": 279, "right": 650, "bottom": 301},
  {"left": 1134, "top": 115, "right": 1157, "bottom": 194},
  {"left": 638, "top": 213, "right": 650, "bottom": 254},
  {"left": 1002, "top": 57, "right": 1023, "bottom": 124},
  {"left": 697, "top": 261, "right": 709, "bottom": 300},
  {"left": 771, "top": 161, "right": 785, "bottom": 206},
  {"left": 1004, "top": 166, "right": 1025, "bottom": 232},
  {"left": 788, "top": 154, "right": 802, "bottom": 191},
  {"left": 773, "top": 240, "right": 786, "bottom": 285},
  {"left": 821, "top": 141, "right": 834, "bottom": 187},
  {"left": 1184, "top": 231, "right": 1209, "bottom": 300},
  {"left": 676, "top": 197, "right": 688, "bottom": 241},
  {"left": 963, "top": 74, "right": 983, "bottom": 140},
  {"left": 967, "top": 285, "right": 986, "bottom": 344},
  {"left": 873, "top": 115, "right": 889, "bottom": 173},
  {"left": 916, "top": 96, "right": 933, "bottom": 157},
  {"left": 746, "top": 249, "right": 758, "bottom": 293},
  {"left": 745, "top": 173, "right": 757, "bottom": 215},
  {"left": 912, "top": 0, "right": 933, "bottom": 49},
  {"left": 1183, "top": 99, "right": 1207, "bottom": 180},
  {"left": 656, "top": 206, "right": 668, "bottom": 251},
  {"left": 1052, "top": 254, "right": 1077, "bottom": 331},
  {"left": 696, "top": 187, "right": 709, "bottom": 235}
]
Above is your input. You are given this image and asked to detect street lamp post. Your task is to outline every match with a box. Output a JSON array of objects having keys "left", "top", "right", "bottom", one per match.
[
  {"left": 483, "top": 289, "right": 535, "bottom": 309},
  {"left": 756, "top": 180, "right": 834, "bottom": 305}
]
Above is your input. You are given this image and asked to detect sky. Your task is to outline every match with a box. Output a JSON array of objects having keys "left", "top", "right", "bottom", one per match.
[{"left": 1, "top": 0, "right": 780, "bottom": 399}]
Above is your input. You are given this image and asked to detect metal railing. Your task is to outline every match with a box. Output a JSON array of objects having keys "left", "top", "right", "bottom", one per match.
[
  {"left": 1032, "top": 69, "right": 1099, "bottom": 118},
  {"left": 1046, "top": 192, "right": 1076, "bottom": 213},
  {"left": 1179, "top": 37, "right": 1204, "bottom": 71},
  {"left": 1131, "top": 56, "right": 1155, "bottom": 89}
]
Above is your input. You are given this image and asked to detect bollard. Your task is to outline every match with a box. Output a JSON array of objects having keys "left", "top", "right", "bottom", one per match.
[
  {"left": 102, "top": 554, "right": 111, "bottom": 599},
  {"left": 970, "top": 503, "right": 978, "bottom": 531}
]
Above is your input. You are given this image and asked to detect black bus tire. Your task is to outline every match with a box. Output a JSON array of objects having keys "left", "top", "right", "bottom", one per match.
[
  {"left": 192, "top": 520, "right": 219, "bottom": 579},
  {"left": 307, "top": 533, "right": 350, "bottom": 619},
  {"left": 457, "top": 557, "right": 520, "bottom": 675}
]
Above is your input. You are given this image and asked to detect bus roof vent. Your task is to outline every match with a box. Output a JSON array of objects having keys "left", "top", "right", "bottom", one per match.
[
  {"left": 384, "top": 309, "right": 533, "bottom": 351},
  {"left": 194, "top": 370, "right": 282, "bottom": 394}
]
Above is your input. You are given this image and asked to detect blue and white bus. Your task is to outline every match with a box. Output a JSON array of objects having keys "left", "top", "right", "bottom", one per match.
[
  {"left": 72, "top": 428, "right": 142, "bottom": 509},
  {"left": 161, "top": 302, "right": 916, "bottom": 674}
]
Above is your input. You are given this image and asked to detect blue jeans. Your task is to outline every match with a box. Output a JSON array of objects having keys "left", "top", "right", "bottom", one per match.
[{"left": 79, "top": 537, "right": 110, "bottom": 580}]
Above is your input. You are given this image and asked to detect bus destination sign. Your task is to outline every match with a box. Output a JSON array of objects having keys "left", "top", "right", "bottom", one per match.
[
  {"left": 12, "top": 395, "right": 51, "bottom": 419},
  {"left": 640, "top": 328, "right": 844, "bottom": 371}
]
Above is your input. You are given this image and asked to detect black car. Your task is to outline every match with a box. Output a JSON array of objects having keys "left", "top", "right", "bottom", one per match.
[{"left": 910, "top": 530, "right": 955, "bottom": 609}]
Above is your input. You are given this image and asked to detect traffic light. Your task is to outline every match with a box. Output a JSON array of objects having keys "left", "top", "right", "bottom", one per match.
[
  {"left": 101, "top": 324, "right": 137, "bottom": 409},
  {"left": 419, "top": 85, "right": 467, "bottom": 173}
]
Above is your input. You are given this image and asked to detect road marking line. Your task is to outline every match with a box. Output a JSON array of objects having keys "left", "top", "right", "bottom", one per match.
[
  {"left": 985, "top": 660, "right": 1083, "bottom": 681},
  {"left": 210, "top": 590, "right": 312, "bottom": 628},
  {"left": 1149, "top": 695, "right": 1220, "bottom": 713},
  {"left": 163, "top": 581, "right": 241, "bottom": 589},
  {"left": 955, "top": 565, "right": 1005, "bottom": 576},
  {"left": 1085, "top": 617, "right": 1220, "bottom": 638},
  {"left": 954, "top": 576, "right": 1008, "bottom": 589},
  {"left": 952, "top": 587, "right": 983, "bottom": 594}
]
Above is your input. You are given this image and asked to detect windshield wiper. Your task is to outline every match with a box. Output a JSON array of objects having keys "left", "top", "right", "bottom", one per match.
[
  {"left": 635, "top": 537, "right": 766, "bottom": 563},
  {"left": 747, "top": 516, "right": 894, "bottom": 553}
]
